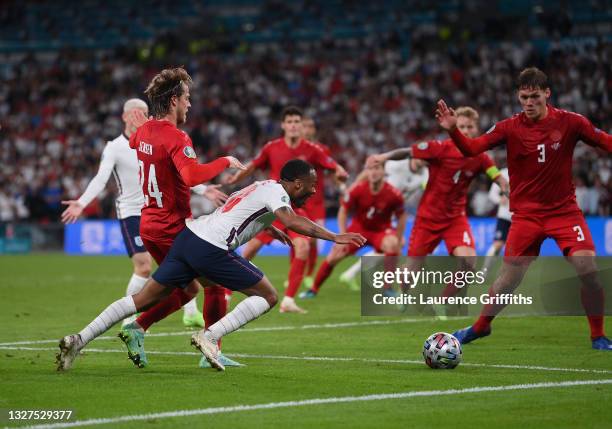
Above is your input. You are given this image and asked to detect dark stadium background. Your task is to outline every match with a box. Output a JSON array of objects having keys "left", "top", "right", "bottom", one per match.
[{"left": 0, "top": 0, "right": 610, "bottom": 252}]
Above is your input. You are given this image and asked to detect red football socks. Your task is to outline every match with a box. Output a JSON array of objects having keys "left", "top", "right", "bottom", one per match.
[
  {"left": 286, "top": 258, "right": 307, "bottom": 298},
  {"left": 580, "top": 286, "right": 605, "bottom": 339},
  {"left": 312, "top": 260, "right": 334, "bottom": 293},
  {"left": 136, "top": 288, "right": 193, "bottom": 331}
]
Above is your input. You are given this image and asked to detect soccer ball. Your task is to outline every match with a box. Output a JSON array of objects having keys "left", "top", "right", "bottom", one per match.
[{"left": 423, "top": 332, "right": 462, "bottom": 369}]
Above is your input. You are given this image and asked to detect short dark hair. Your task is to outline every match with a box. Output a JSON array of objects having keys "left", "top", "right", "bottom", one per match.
[
  {"left": 144, "top": 67, "right": 192, "bottom": 118},
  {"left": 280, "top": 159, "right": 314, "bottom": 181},
  {"left": 281, "top": 106, "right": 303, "bottom": 121},
  {"left": 517, "top": 67, "right": 549, "bottom": 90}
]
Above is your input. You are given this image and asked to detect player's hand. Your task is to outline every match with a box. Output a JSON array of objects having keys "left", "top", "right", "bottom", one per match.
[
  {"left": 435, "top": 99, "right": 457, "bottom": 131},
  {"left": 60, "top": 200, "right": 84, "bottom": 224},
  {"left": 334, "top": 232, "right": 367, "bottom": 247},
  {"left": 125, "top": 109, "right": 148, "bottom": 132},
  {"left": 267, "top": 226, "right": 293, "bottom": 248},
  {"left": 334, "top": 165, "right": 348, "bottom": 182},
  {"left": 225, "top": 156, "right": 247, "bottom": 171},
  {"left": 203, "top": 184, "right": 228, "bottom": 207},
  {"left": 366, "top": 154, "right": 387, "bottom": 167}
]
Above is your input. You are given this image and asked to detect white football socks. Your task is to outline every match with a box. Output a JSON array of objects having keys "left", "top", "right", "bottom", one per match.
[
  {"left": 125, "top": 274, "right": 148, "bottom": 296},
  {"left": 183, "top": 297, "right": 198, "bottom": 316},
  {"left": 79, "top": 296, "right": 136, "bottom": 345},
  {"left": 207, "top": 296, "right": 270, "bottom": 340}
]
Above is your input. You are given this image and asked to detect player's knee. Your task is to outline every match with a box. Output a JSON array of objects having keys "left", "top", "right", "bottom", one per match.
[
  {"left": 132, "top": 253, "right": 152, "bottom": 277},
  {"left": 382, "top": 236, "right": 399, "bottom": 253},
  {"left": 293, "top": 238, "right": 310, "bottom": 259}
]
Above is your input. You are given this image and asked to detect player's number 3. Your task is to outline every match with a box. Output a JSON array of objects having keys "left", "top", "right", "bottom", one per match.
[
  {"left": 138, "top": 160, "right": 163, "bottom": 207},
  {"left": 573, "top": 225, "right": 585, "bottom": 242},
  {"left": 537, "top": 144, "right": 546, "bottom": 163}
]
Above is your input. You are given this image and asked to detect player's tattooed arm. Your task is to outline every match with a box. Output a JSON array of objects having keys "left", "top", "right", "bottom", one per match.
[{"left": 274, "top": 207, "right": 366, "bottom": 246}]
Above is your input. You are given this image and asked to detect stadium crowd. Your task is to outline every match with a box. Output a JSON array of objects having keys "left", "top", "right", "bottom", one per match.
[{"left": 0, "top": 38, "right": 610, "bottom": 222}]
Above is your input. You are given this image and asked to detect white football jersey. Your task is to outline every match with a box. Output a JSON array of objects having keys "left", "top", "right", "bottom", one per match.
[
  {"left": 384, "top": 159, "right": 428, "bottom": 200},
  {"left": 78, "top": 134, "right": 144, "bottom": 219},
  {"left": 187, "top": 180, "right": 291, "bottom": 250},
  {"left": 488, "top": 168, "right": 512, "bottom": 221}
]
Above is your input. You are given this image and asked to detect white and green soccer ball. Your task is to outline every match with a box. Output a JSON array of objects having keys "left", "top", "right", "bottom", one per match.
[{"left": 423, "top": 332, "right": 462, "bottom": 369}]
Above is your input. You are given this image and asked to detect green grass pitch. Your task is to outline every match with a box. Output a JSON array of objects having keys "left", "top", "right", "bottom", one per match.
[{"left": 1, "top": 254, "right": 611, "bottom": 428}]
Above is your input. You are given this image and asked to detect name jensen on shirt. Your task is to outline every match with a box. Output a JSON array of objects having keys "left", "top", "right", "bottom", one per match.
[{"left": 139, "top": 141, "right": 153, "bottom": 155}]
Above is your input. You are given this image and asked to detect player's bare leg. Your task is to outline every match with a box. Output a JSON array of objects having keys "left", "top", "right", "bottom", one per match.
[
  {"left": 281, "top": 237, "right": 309, "bottom": 313},
  {"left": 438, "top": 246, "right": 477, "bottom": 317},
  {"left": 301, "top": 242, "right": 350, "bottom": 299},
  {"left": 242, "top": 237, "right": 264, "bottom": 261},
  {"left": 482, "top": 240, "right": 505, "bottom": 280},
  {"left": 122, "top": 251, "right": 152, "bottom": 326},
  {"left": 57, "top": 279, "right": 172, "bottom": 371},
  {"left": 453, "top": 260, "right": 530, "bottom": 344},
  {"left": 567, "top": 250, "right": 611, "bottom": 350},
  {"left": 192, "top": 277, "right": 278, "bottom": 371}
]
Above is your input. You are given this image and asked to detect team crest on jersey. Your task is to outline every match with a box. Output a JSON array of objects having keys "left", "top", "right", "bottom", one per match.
[
  {"left": 183, "top": 146, "right": 196, "bottom": 159},
  {"left": 417, "top": 142, "right": 428, "bottom": 150},
  {"left": 550, "top": 130, "right": 562, "bottom": 143},
  {"left": 281, "top": 195, "right": 289, "bottom": 203}
]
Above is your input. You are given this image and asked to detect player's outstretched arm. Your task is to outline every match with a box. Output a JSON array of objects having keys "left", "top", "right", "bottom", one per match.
[
  {"left": 191, "top": 184, "right": 228, "bottom": 207},
  {"left": 337, "top": 205, "right": 348, "bottom": 234},
  {"left": 368, "top": 148, "right": 413, "bottom": 168},
  {"left": 180, "top": 156, "right": 245, "bottom": 187},
  {"left": 436, "top": 99, "right": 503, "bottom": 156},
  {"left": 61, "top": 145, "right": 116, "bottom": 223},
  {"left": 274, "top": 207, "right": 366, "bottom": 246},
  {"left": 226, "top": 161, "right": 256, "bottom": 185}
]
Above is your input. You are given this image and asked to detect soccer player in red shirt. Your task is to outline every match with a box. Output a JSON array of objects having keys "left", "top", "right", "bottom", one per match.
[
  {"left": 436, "top": 67, "right": 612, "bottom": 350},
  {"left": 302, "top": 160, "right": 407, "bottom": 297},
  {"left": 227, "top": 106, "right": 348, "bottom": 313},
  {"left": 120, "top": 67, "right": 246, "bottom": 367},
  {"left": 301, "top": 117, "right": 335, "bottom": 286},
  {"left": 370, "top": 107, "right": 508, "bottom": 312}
]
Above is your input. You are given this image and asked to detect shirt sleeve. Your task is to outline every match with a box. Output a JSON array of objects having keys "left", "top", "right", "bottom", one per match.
[
  {"left": 77, "top": 143, "right": 115, "bottom": 207},
  {"left": 267, "top": 185, "right": 292, "bottom": 213},
  {"left": 251, "top": 143, "right": 271, "bottom": 170},
  {"left": 572, "top": 113, "right": 612, "bottom": 152},
  {"left": 341, "top": 185, "right": 359, "bottom": 210},
  {"left": 166, "top": 130, "right": 199, "bottom": 173},
  {"left": 311, "top": 144, "right": 338, "bottom": 170},
  {"left": 478, "top": 153, "right": 501, "bottom": 180},
  {"left": 488, "top": 181, "right": 501, "bottom": 205},
  {"left": 411, "top": 140, "right": 445, "bottom": 160},
  {"left": 449, "top": 121, "right": 508, "bottom": 156}
]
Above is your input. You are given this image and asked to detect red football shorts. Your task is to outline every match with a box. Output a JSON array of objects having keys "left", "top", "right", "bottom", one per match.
[
  {"left": 505, "top": 209, "right": 595, "bottom": 260},
  {"left": 141, "top": 235, "right": 176, "bottom": 265},
  {"left": 407, "top": 216, "right": 475, "bottom": 257},
  {"left": 344, "top": 223, "right": 397, "bottom": 254}
]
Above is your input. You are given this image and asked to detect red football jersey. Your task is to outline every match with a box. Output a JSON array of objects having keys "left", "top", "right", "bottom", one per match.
[
  {"left": 342, "top": 181, "right": 404, "bottom": 230},
  {"left": 413, "top": 139, "right": 496, "bottom": 221},
  {"left": 129, "top": 120, "right": 198, "bottom": 240},
  {"left": 450, "top": 106, "right": 612, "bottom": 214},
  {"left": 251, "top": 138, "right": 338, "bottom": 181},
  {"left": 302, "top": 141, "right": 332, "bottom": 219}
]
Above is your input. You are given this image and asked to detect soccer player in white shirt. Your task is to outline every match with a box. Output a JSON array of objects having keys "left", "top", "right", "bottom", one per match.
[
  {"left": 57, "top": 159, "right": 366, "bottom": 371},
  {"left": 60, "top": 99, "right": 227, "bottom": 326},
  {"left": 482, "top": 167, "right": 512, "bottom": 278}
]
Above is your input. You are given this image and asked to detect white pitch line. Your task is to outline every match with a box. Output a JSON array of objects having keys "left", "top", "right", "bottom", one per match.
[
  {"left": 0, "top": 318, "right": 440, "bottom": 347},
  {"left": 2, "top": 346, "right": 611, "bottom": 375},
  {"left": 16, "top": 379, "right": 612, "bottom": 429}
]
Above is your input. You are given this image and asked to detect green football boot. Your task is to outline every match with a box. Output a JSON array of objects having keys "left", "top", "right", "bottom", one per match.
[
  {"left": 118, "top": 323, "right": 148, "bottom": 368},
  {"left": 199, "top": 353, "right": 244, "bottom": 368},
  {"left": 183, "top": 310, "right": 205, "bottom": 328}
]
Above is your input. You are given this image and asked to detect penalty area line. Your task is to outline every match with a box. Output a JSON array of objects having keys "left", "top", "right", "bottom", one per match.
[
  {"left": 16, "top": 379, "right": 612, "bottom": 429},
  {"left": 1, "top": 346, "right": 611, "bottom": 375}
]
